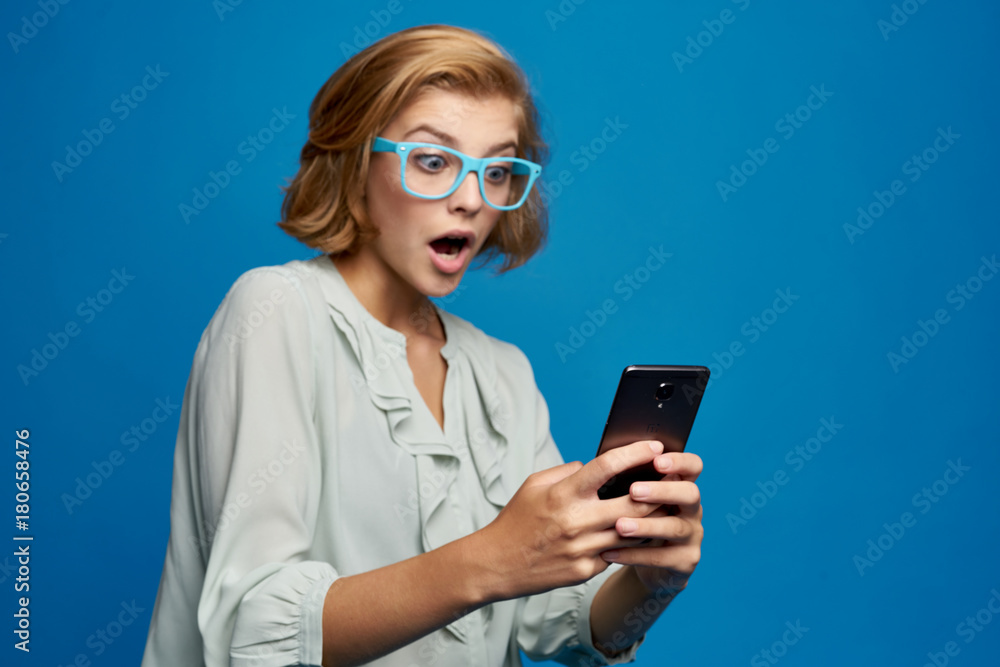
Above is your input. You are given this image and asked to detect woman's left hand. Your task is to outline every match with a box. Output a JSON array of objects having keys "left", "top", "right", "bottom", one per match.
[{"left": 602, "top": 451, "right": 704, "bottom": 595}]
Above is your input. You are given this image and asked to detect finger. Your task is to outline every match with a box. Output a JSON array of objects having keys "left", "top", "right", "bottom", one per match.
[
  {"left": 586, "top": 526, "right": 649, "bottom": 556},
  {"left": 604, "top": 493, "right": 663, "bottom": 520},
  {"left": 528, "top": 460, "right": 584, "bottom": 488},
  {"left": 583, "top": 529, "right": 652, "bottom": 553},
  {"left": 665, "top": 501, "right": 702, "bottom": 524},
  {"left": 601, "top": 543, "right": 701, "bottom": 574},
  {"left": 526, "top": 528, "right": 648, "bottom": 560},
  {"left": 561, "top": 493, "right": 660, "bottom": 535},
  {"left": 516, "top": 528, "right": 646, "bottom": 566},
  {"left": 652, "top": 452, "right": 703, "bottom": 482},
  {"left": 628, "top": 480, "right": 701, "bottom": 508},
  {"left": 614, "top": 515, "right": 700, "bottom": 542},
  {"left": 589, "top": 496, "right": 678, "bottom": 536},
  {"left": 571, "top": 440, "right": 664, "bottom": 496}
]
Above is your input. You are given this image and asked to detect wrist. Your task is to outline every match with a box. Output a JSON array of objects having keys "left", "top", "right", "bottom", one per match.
[
  {"left": 450, "top": 527, "right": 509, "bottom": 607},
  {"left": 630, "top": 565, "right": 689, "bottom": 598}
]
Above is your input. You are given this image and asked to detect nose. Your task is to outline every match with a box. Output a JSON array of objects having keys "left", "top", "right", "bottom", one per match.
[{"left": 447, "top": 170, "right": 485, "bottom": 214}]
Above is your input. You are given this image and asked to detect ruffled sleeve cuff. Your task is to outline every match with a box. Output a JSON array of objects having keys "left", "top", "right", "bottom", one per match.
[
  {"left": 519, "top": 563, "right": 644, "bottom": 666},
  {"left": 229, "top": 561, "right": 339, "bottom": 667}
]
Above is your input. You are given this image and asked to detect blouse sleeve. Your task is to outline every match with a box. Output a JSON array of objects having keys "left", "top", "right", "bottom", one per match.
[
  {"left": 186, "top": 266, "right": 339, "bottom": 666},
  {"left": 514, "top": 377, "right": 645, "bottom": 666}
]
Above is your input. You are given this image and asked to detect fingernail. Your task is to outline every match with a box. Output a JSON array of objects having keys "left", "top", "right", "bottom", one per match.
[
  {"left": 619, "top": 519, "right": 637, "bottom": 535},
  {"left": 658, "top": 454, "right": 672, "bottom": 471},
  {"left": 631, "top": 483, "right": 649, "bottom": 499},
  {"left": 603, "top": 550, "right": 621, "bottom": 562},
  {"left": 648, "top": 441, "right": 663, "bottom": 454}
]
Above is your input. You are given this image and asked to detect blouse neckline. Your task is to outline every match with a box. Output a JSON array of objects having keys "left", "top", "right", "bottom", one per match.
[{"left": 311, "top": 253, "right": 459, "bottom": 363}]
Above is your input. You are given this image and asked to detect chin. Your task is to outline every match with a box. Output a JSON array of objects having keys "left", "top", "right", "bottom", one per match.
[{"left": 418, "top": 270, "right": 465, "bottom": 299}]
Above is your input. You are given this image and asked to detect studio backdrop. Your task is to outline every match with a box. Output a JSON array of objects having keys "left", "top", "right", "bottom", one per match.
[{"left": 3, "top": 1, "right": 999, "bottom": 665}]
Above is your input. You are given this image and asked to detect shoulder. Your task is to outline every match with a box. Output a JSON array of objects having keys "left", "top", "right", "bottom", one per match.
[
  {"left": 221, "top": 260, "right": 317, "bottom": 309},
  {"left": 201, "top": 258, "right": 325, "bottom": 353},
  {"left": 214, "top": 258, "right": 329, "bottom": 323}
]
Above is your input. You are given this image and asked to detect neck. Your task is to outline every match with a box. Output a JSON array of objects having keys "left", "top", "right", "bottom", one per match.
[{"left": 330, "top": 251, "right": 443, "bottom": 341}]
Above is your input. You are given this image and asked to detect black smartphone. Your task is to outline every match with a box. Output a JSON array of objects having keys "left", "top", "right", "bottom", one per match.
[{"left": 595, "top": 365, "right": 710, "bottom": 500}]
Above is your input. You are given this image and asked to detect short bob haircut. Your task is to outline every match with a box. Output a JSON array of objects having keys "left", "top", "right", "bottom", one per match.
[{"left": 278, "top": 24, "right": 550, "bottom": 273}]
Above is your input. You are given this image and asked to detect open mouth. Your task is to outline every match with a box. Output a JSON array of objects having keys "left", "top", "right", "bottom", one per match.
[{"left": 429, "top": 235, "right": 469, "bottom": 259}]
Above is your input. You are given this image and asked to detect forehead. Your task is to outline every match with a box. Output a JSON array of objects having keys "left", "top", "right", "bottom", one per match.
[{"left": 385, "top": 88, "right": 518, "bottom": 145}]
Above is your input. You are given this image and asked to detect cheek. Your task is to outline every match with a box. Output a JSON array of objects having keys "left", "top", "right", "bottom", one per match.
[
  {"left": 367, "top": 167, "right": 413, "bottom": 228},
  {"left": 367, "top": 161, "right": 403, "bottom": 207},
  {"left": 365, "top": 190, "right": 433, "bottom": 257}
]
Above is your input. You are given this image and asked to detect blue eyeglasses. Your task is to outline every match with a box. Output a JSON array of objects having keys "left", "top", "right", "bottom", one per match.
[{"left": 371, "top": 136, "right": 542, "bottom": 211}]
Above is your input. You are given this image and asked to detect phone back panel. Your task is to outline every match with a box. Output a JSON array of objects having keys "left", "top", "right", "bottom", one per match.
[{"left": 596, "top": 365, "right": 709, "bottom": 498}]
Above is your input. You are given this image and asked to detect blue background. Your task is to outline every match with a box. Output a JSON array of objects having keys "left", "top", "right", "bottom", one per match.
[{"left": 3, "top": 0, "right": 999, "bottom": 665}]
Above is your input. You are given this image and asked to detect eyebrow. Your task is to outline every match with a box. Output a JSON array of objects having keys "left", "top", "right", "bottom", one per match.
[{"left": 402, "top": 124, "right": 517, "bottom": 155}]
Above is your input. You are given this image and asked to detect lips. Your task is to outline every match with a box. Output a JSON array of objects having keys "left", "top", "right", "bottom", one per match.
[{"left": 427, "top": 230, "right": 476, "bottom": 274}]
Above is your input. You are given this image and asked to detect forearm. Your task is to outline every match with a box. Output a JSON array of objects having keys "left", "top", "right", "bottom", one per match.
[
  {"left": 589, "top": 566, "right": 685, "bottom": 656},
  {"left": 321, "top": 529, "right": 502, "bottom": 666}
]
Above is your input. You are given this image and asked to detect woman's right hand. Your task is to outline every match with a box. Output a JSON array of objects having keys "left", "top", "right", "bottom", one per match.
[{"left": 471, "top": 440, "right": 666, "bottom": 602}]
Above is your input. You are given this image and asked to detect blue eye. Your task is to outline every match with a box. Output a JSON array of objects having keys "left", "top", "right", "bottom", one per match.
[
  {"left": 416, "top": 153, "right": 447, "bottom": 171},
  {"left": 485, "top": 165, "right": 510, "bottom": 183}
]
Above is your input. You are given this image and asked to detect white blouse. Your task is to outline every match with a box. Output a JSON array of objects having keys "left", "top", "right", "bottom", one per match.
[{"left": 141, "top": 254, "right": 644, "bottom": 666}]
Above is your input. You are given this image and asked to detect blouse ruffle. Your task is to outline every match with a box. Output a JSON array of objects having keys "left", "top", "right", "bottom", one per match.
[{"left": 312, "top": 257, "right": 518, "bottom": 644}]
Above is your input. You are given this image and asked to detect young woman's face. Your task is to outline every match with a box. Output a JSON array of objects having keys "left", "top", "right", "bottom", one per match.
[{"left": 364, "top": 88, "right": 519, "bottom": 298}]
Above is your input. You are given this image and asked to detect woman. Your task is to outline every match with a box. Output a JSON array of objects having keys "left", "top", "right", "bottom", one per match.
[{"left": 142, "top": 24, "right": 703, "bottom": 667}]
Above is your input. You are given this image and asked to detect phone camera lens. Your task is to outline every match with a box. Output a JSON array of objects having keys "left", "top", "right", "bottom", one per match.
[{"left": 654, "top": 383, "right": 674, "bottom": 401}]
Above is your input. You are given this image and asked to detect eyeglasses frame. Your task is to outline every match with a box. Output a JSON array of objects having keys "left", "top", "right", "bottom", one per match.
[{"left": 371, "top": 136, "right": 542, "bottom": 211}]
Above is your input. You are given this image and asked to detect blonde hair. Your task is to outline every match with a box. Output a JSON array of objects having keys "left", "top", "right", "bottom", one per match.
[{"left": 278, "top": 24, "right": 549, "bottom": 272}]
